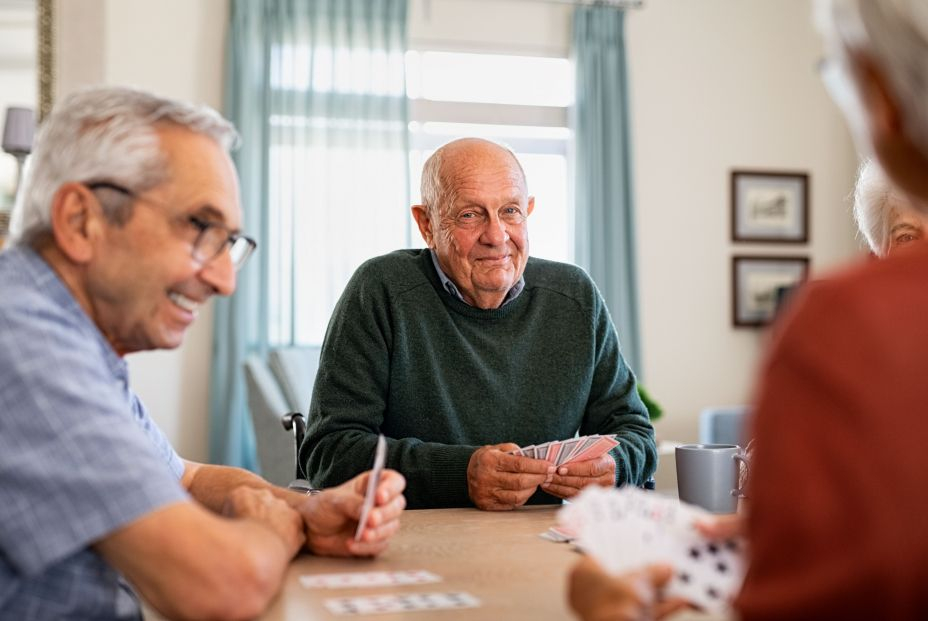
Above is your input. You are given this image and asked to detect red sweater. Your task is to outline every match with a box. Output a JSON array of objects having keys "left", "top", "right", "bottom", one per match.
[{"left": 736, "top": 242, "right": 928, "bottom": 620}]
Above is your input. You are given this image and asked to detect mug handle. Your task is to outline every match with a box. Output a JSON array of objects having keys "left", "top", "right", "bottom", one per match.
[{"left": 730, "top": 451, "right": 751, "bottom": 499}]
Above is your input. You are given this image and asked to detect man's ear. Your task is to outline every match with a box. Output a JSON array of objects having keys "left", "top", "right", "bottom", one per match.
[
  {"left": 527, "top": 196, "right": 535, "bottom": 216},
  {"left": 49, "top": 183, "right": 102, "bottom": 264},
  {"left": 411, "top": 204, "right": 434, "bottom": 247}
]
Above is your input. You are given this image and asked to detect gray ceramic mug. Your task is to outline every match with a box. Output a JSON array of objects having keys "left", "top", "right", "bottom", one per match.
[{"left": 675, "top": 444, "right": 749, "bottom": 514}]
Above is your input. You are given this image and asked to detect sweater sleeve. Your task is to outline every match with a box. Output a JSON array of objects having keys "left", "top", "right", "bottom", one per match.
[
  {"left": 301, "top": 261, "right": 477, "bottom": 508},
  {"left": 578, "top": 290, "right": 657, "bottom": 486}
]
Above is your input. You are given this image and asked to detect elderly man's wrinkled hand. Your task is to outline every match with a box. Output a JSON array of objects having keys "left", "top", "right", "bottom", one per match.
[
  {"left": 568, "top": 556, "right": 689, "bottom": 621},
  {"left": 541, "top": 454, "right": 615, "bottom": 500},
  {"left": 222, "top": 486, "right": 306, "bottom": 558},
  {"left": 467, "top": 443, "right": 553, "bottom": 511},
  {"left": 299, "top": 469, "right": 406, "bottom": 557}
]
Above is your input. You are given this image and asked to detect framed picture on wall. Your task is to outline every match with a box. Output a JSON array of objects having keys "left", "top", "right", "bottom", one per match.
[
  {"left": 731, "top": 170, "right": 809, "bottom": 243},
  {"left": 732, "top": 255, "right": 809, "bottom": 327}
]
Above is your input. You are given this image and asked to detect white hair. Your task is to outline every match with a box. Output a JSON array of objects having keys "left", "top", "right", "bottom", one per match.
[
  {"left": 817, "top": 0, "right": 928, "bottom": 160},
  {"left": 853, "top": 159, "right": 895, "bottom": 255},
  {"left": 10, "top": 85, "right": 238, "bottom": 245}
]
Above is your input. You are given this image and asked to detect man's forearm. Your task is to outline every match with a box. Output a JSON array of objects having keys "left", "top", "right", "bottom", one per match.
[{"left": 182, "top": 461, "right": 308, "bottom": 512}]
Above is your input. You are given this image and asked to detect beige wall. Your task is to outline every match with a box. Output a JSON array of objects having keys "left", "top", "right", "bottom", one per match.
[
  {"left": 626, "top": 1, "right": 860, "bottom": 442},
  {"left": 53, "top": 0, "right": 860, "bottom": 462}
]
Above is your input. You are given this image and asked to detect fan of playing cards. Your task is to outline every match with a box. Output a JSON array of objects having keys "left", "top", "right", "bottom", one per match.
[
  {"left": 509, "top": 434, "right": 619, "bottom": 465},
  {"left": 559, "top": 487, "right": 746, "bottom": 615}
]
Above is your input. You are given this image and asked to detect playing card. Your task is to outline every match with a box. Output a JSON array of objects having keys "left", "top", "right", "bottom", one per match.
[
  {"left": 300, "top": 570, "right": 441, "bottom": 589},
  {"left": 558, "top": 487, "right": 746, "bottom": 615},
  {"left": 565, "top": 436, "right": 618, "bottom": 464},
  {"left": 555, "top": 438, "right": 581, "bottom": 466},
  {"left": 665, "top": 537, "right": 746, "bottom": 614},
  {"left": 324, "top": 592, "right": 481, "bottom": 615},
  {"left": 545, "top": 440, "right": 564, "bottom": 463},
  {"left": 355, "top": 434, "right": 387, "bottom": 541},
  {"left": 539, "top": 524, "right": 577, "bottom": 543}
]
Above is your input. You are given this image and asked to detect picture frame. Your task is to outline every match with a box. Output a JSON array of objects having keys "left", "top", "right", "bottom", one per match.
[
  {"left": 731, "top": 170, "right": 809, "bottom": 243},
  {"left": 732, "top": 255, "right": 809, "bottom": 327}
]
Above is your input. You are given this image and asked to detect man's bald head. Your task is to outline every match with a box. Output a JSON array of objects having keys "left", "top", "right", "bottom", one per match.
[{"left": 419, "top": 138, "right": 527, "bottom": 219}]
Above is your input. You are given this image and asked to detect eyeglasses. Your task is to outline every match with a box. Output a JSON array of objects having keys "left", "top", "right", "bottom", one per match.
[
  {"left": 86, "top": 181, "right": 257, "bottom": 271},
  {"left": 452, "top": 205, "right": 528, "bottom": 230}
]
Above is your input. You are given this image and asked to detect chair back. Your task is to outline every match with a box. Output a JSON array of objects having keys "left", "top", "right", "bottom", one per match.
[
  {"left": 698, "top": 406, "right": 749, "bottom": 446},
  {"left": 268, "top": 346, "right": 322, "bottom": 414},
  {"left": 243, "top": 355, "right": 296, "bottom": 486}
]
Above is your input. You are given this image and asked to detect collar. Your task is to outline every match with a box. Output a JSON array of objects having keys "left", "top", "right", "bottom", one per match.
[{"left": 428, "top": 248, "right": 525, "bottom": 308}]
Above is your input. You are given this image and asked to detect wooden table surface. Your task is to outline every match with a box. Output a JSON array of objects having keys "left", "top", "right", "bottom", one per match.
[{"left": 260, "top": 505, "right": 731, "bottom": 621}]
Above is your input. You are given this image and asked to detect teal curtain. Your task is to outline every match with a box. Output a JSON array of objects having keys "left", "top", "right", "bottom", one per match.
[
  {"left": 211, "top": 0, "right": 409, "bottom": 468},
  {"left": 572, "top": 5, "right": 641, "bottom": 374}
]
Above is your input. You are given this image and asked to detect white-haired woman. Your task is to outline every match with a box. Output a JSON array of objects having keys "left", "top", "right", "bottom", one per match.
[{"left": 854, "top": 158, "right": 928, "bottom": 256}]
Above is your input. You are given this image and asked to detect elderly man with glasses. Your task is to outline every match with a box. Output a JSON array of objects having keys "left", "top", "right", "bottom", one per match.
[
  {"left": 303, "top": 137, "right": 657, "bottom": 511},
  {"left": 0, "top": 86, "right": 406, "bottom": 621}
]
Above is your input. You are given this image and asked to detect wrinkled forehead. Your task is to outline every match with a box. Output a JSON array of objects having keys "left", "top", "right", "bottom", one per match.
[
  {"left": 888, "top": 196, "right": 928, "bottom": 227},
  {"left": 441, "top": 147, "right": 528, "bottom": 203},
  {"left": 158, "top": 125, "right": 243, "bottom": 227}
]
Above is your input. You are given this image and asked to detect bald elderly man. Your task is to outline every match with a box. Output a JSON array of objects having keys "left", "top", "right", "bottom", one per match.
[{"left": 303, "top": 138, "right": 657, "bottom": 510}]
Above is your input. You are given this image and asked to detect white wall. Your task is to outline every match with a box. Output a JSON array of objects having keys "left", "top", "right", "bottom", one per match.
[
  {"left": 626, "top": 1, "right": 860, "bottom": 442},
  {"left": 51, "top": 0, "right": 860, "bottom": 461},
  {"left": 56, "top": 0, "right": 228, "bottom": 461}
]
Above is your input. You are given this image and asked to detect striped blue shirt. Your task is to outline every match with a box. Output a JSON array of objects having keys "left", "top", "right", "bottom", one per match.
[{"left": 0, "top": 245, "right": 189, "bottom": 620}]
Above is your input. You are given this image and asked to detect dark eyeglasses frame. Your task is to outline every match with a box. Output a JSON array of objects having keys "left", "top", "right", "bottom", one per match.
[{"left": 86, "top": 181, "right": 257, "bottom": 271}]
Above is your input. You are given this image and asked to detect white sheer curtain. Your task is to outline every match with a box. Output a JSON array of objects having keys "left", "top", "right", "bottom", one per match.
[{"left": 212, "top": 0, "right": 409, "bottom": 467}]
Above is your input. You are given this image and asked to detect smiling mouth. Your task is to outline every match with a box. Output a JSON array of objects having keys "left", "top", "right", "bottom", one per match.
[{"left": 169, "top": 291, "right": 200, "bottom": 316}]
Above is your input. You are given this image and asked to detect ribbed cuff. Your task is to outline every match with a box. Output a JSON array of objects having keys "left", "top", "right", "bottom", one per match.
[{"left": 422, "top": 445, "right": 477, "bottom": 508}]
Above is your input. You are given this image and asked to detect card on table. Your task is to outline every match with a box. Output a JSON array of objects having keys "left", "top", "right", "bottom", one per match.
[
  {"left": 324, "top": 591, "right": 481, "bottom": 615},
  {"left": 355, "top": 434, "right": 387, "bottom": 541},
  {"left": 558, "top": 486, "right": 746, "bottom": 615},
  {"left": 301, "top": 570, "right": 441, "bottom": 589}
]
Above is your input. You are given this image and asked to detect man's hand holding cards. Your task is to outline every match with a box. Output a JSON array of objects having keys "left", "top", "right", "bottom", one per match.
[
  {"left": 515, "top": 434, "right": 620, "bottom": 500},
  {"left": 299, "top": 434, "right": 406, "bottom": 557},
  {"left": 467, "top": 435, "right": 620, "bottom": 510}
]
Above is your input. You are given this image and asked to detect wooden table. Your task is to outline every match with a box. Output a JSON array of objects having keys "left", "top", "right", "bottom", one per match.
[{"left": 260, "top": 505, "right": 731, "bottom": 621}]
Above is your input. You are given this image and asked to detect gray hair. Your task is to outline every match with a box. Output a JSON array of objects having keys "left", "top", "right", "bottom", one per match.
[
  {"left": 853, "top": 158, "right": 895, "bottom": 255},
  {"left": 817, "top": 0, "right": 928, "bottom": 159},
  {"left": 10, "top": 85, "right": 238, "bottom": 245},
  {"left": 419, "top": 138, "right": 527, "bottom": 219}
]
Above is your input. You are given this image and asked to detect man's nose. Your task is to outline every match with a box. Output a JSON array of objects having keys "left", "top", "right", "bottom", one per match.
[
  {"left": 199, "top": 250, "right": 237, "bottom": 296},
  {"left": 480, "top": 213, "right": 510, "bottom": 245}
]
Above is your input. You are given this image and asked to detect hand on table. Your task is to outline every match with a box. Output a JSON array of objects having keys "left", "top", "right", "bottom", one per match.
[
  {"left": 541, "top": 454, "right": 615, "bottom": 500},
  {"left": 222, "top": 486, "right": 306, "bottom": 558},
  {"left": 467, "top": 443, "right": 553, "bottom": 510},
  {"left": 568, "top": 556, "right": 689, "bottom": 621},
  {"left": 298, "top": 469, "right": 406, "bottom": 557}
]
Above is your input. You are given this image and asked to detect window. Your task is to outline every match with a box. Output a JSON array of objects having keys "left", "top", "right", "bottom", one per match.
[
  {"left": 270, "top": 48, "right": 574, "bottom": 346},
  {"left": 406, "top": 50, "right": 574, "bottom": 263}
]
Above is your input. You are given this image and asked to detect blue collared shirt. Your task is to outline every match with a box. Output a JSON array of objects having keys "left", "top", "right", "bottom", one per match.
[
  {"left": 0, "top": 245, "right": 189, "bottom": 620},
  {"left": 429, "top": 249, "right": 525, "bottom": 306}
]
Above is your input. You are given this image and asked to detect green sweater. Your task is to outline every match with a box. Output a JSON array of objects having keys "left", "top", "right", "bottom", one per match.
[{"left": 302, "top": 249, "right": 657, "bottom": 508}]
